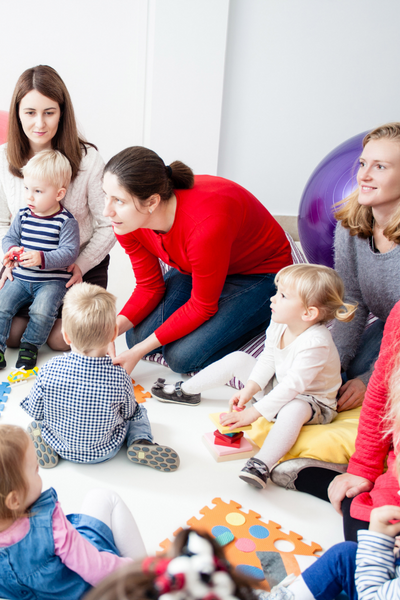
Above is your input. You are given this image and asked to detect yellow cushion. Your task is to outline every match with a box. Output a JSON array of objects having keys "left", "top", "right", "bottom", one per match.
[{"left": 247, "top": 406, "right": 361, "bottom": 464}]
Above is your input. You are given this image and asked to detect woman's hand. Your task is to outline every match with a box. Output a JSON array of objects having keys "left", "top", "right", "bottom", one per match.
[
  {"left": 220, "top": 406, "right": 261, "bottom": 429},
  {"left": 337, "top": 378, "right": 366, "bottom": 411},
  {"left": 328, "top": 472, "right": 374, "bottom": 514},
  {"left": 370, "top": 506, "right": 400, "bottom": 538},
  {"left": 66, "top": 263, "right": 83, "bottom": 288},
  {"left": 112, "top": 346, "right": 142, "bottom": 375},
  {"left": 0, "top": 266, "right": 13, "bottom": 290}
]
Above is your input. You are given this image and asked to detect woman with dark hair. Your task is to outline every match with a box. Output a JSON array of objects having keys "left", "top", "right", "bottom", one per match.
[
  {"left": 0, "top": 65, "right": 115, "bottom": 350},
  {"left": 103, "top": 146, "right": 292, "bottom": 380}
]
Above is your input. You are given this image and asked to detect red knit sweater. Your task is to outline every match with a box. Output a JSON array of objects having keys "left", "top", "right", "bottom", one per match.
[
  {"left": 116, "top": 175, "right": 292, "bottom": 346},
  {"left": 348, "top": 300, "right": 400, "bottom": 521}
]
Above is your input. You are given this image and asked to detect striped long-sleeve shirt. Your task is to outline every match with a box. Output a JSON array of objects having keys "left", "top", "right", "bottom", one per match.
[
  {"left": 356, "top": 530, "right": 400, "bottom": 600},
  {"left": 2, "top": 205, "right": 79, "bottom": 282}
]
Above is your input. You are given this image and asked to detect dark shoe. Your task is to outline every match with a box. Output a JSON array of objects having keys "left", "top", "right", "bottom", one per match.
[
  {"left": 0, "top": 350, "right": 6, "bottom": 370},
  {"left": 239, "top": 457, "right": 269, "bottom": 489},
  {"left": 151, "top": 378, "right": 201, "bottom": 406},
  {"left": 270, "top": 458, "right": 347, "bottom": 490},
  {"left": 127, "top": 439, "right": 180, "bottom": 472},
  {"left": 27, "top": 421, "right": 59, "bottom": 469},
  {"left": 16, "top": 343, "right": 38, "bottom": 369}
]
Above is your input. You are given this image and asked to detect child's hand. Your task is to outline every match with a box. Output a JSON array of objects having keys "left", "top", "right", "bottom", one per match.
[
  {"left": 3, "top": 246, "right": 24, "bottom": 267},
  {"left": 369, "top": 506, "right": 400, "bottom": 538},
  {"left": 20, "top": 250, "right": 42, "bottom": 267},
  {"left": 229, "top": 390, "right": 253, "bottom": 411},
  {"left": 220, "top": 406, "right": 261, "bottom": 429}
]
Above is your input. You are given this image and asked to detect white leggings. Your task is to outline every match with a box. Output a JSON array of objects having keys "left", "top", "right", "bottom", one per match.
[
  {"left": 80, "top": 489, "right": 147, "bottom": 559},
  {"left": 182, "top": 351, "right": 312, "bottom": 471}
]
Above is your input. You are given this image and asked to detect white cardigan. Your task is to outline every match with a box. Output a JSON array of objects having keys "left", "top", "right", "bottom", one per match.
[{"left": 0, "top": 144, "right": 115, "bottom": 275}]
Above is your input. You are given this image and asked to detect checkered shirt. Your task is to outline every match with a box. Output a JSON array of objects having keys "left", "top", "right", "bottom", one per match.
[{"left": 21, "top": 352, "right": 143, "bottom": 462}]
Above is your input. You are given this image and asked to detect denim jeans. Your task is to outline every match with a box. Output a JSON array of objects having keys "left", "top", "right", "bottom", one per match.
[
  {"left": 344, "top": 318, "right": 385, "bottom": 382},
  {"left": 82, "top": 405, "right": 153, "bottom": 464},
  {"left": 126, "top": 268, "right": 277, "bottom": 373},
  {"left": 302, "top": 541, "right": 357, "bottom": 600},
  {"left": 0, "top": 277, "right": 67, "bottom": 351}
]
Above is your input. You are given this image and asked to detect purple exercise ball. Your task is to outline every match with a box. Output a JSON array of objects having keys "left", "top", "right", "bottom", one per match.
[{"left": 298, "top": 131, "right": 368, "bottom": 268}]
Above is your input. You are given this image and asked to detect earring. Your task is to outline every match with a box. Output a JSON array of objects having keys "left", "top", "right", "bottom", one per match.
[{"left": 149, "top": 209, "right": 153, "bottom": 214}]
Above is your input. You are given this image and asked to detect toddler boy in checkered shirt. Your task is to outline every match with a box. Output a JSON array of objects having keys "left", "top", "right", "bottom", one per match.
[{"left": 21, "top": 282, "right": 180, "bottom": 471}]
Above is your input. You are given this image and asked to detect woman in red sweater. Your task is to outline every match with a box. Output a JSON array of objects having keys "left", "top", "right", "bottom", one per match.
[
  {"left": 103, "top": 147, "right": 292, "bottom": 375},
  {"left": 327, "top": 300, "right": 400, "bottom": 540}
]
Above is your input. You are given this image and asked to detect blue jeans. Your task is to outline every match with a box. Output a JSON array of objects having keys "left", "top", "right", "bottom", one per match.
[
  {"left": 302, "top": 541, "right": 357, "bottom": 600},
  {"left": 126, "top": 269, "right": 277, "bottom": 373},
  {"left": 343, "top": 318, "right": 385, "bottom": 382},
  {"left": 0, "top": 277, "right": 67, "bottom": 351},
  {"left": 83, "top": 405, "right": 153, "bottom": 464}
]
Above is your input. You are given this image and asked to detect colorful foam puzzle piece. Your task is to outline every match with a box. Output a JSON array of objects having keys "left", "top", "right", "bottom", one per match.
[
  {"left": 0, "top": 382, "right": 11, "bottom": 402},
  {"left": 131, "top": 379, "right": 152, "bottom": 403},
  {"left": 158, "top": 498, "right": 321, "bottom": 591},
  {"left": 209, "top": 412, "right": 252, "bottom": 434}
]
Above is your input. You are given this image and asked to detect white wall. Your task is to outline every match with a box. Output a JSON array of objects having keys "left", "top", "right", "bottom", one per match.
[
  {"left": 218, "top": 0, "right": 400, "bottom": 214},
  {"left": 1, "top": 0, "right": 400, "bottom": 215}
]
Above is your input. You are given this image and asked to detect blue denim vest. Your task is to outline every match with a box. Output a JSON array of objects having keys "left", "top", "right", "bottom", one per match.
[{"left": 0, "top": 487, "right": 119, "bottom": 600}]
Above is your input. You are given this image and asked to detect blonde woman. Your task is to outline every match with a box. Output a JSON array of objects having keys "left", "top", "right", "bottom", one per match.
[{"left": 332, "top": 123, "right": 400, "bottom": 411}]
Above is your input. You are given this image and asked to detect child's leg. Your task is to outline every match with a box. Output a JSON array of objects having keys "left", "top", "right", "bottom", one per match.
[
  {"left": 182, "top": 351, "right": 257, "bottom": 394},
  {"left": 80, "top": 489, "right": 147, "bottom": 560},
  {"left": 125, "top": 405, "right": 180, "bottom": 472},
  {"left": 256, "top": 399, "right": 312, "bottom": 470},
  {"left": 21, "top": 280, "right": 66, "bottom": 349},
  {"left": 0, "top": 278, "right": 31, "bottom": 351},
  {"left": 298, "top": 541, "right": 358, "bottom": 600}
]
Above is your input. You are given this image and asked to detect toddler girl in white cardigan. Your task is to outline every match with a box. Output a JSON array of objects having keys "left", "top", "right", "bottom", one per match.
[{"left": 152, "top": 264, "right": 357, "bottom": 489}]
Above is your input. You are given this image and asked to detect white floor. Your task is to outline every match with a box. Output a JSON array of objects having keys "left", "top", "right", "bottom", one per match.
[{"left": 1, "top": 242, "right": 345, "bottom": 558}]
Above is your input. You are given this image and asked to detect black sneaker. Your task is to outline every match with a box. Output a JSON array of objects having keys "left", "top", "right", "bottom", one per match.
[
  {"left": 151, "top": 378, "right": 201, "bottom": 406},
  {"left": 127, "top": 439, "right": 180, "bottom": 472},
  {"left": 239, "top": 457, "right": 269, "bottom": 489},
  {"left": 0, "top": 350, "right": 6, "bottom": 370},
  {"left": 16, "top": 343, "right": 38, "bottom": 369}
]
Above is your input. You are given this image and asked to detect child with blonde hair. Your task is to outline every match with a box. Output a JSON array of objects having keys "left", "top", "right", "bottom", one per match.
[
  {"left": 0, "top": 424, "right": 147, "bottom": 599},
  {"left": 21, "top": 282, "right": 179, "bottom": 471},
  {"left": 0, "top": 149, "right": 79, "bottom": 369},
  {"left": 152, "top": 264, "right": 356, "bottom": 489}
]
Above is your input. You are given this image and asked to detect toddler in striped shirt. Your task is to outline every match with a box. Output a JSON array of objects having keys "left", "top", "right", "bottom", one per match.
[{"left": 0, "top": 149, "right": 79, "bottom": 370}]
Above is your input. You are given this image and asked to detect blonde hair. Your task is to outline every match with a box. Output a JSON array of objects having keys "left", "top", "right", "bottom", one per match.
[
  {"left": 21, "top": 149, "right": 72, "bottom": 190},
  {"left": 275, "top": 264, "right": 357, "bottom": 324},
  {"left": 335, "top": 122, "right": 400, "bottom": 243},
  {"left": 62, "top": 283, "right": 117, "bottom": 353},
  {"left": 0, "top": 425, "right": 30, "bottom": 521}
]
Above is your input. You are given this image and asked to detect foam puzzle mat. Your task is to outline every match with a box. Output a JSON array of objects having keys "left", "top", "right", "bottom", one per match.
[{"left": 159, "top": 498, "right": 321, "bottom": 590}]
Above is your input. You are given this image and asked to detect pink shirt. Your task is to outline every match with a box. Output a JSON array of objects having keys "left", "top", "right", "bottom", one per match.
[{"left": 0, "top": 502, "right": 131, "bottom": 586}]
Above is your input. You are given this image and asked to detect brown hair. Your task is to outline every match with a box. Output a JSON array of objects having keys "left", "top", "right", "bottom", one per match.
[
  {"left": 84, "top": 529, "right": 258, "bottom": 600},
  {"left": 0, "top": 425, "right": 30, "bottom": 521},
  {"left": 104, "top": 146, "right": 194, "bottom": 204},
  {"left": 275, "top": 263, "right": 357, "bottom": 324},
  {"left": 7, "top": 65, "right": 96, "bottom": 180},
  {"left": 335, "top": 122, "right": 400, "bottom": 243},
  {"left": 62, "top": 283, "right": 117, "bottom": 353}
]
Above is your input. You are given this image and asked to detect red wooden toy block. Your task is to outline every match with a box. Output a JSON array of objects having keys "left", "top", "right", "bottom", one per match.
[{"left": 213, "top": 429, "right": 243, "bottom": 447}]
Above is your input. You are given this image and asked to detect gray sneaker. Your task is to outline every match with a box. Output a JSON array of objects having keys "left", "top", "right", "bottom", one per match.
[
  {"left": 270, "top": 458, "right": 347, "bottom": 490},
  {"left": 27, "top": 421, "right": 59, "bottom": 469},
  {"left": 127, "top": 439, "right": 180, "bottom": 472},
  {"left": 151, "top": 378, "right": 201, "bottom": 406},
  {"left": 239, "top": 457, "right": 270, "bottom": 489}
]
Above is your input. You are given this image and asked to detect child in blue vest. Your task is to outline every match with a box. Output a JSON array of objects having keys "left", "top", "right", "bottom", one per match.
[
  {"left": 21, "top": 282, "right": 180, "bottom": 471},
  {"left": 0, "top": 149, "right": 79, "bottom": 370},
  {"left": 0, "top": 424, "right": 147, "bottom": 599}
]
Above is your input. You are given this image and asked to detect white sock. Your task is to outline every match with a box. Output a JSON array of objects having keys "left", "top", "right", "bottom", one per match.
[
  {"left": 80, "top": 488, "right": 147, "bottom": 559},
  {"left": 287, "top": 575, "right": 316, "bottom": 600},
  {"left": 181, "top": 351, "right": 257, "bottom": 394},
  {"left": 255, "top": 400, "right": 312, "bottom": 471}
]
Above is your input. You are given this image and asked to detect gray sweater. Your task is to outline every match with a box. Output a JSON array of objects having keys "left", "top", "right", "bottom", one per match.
[{"left": 331, "top": 222, "right": 400, "bottom": 385}]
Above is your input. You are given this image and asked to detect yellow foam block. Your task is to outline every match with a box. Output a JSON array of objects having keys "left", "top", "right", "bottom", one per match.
[
  {"left": 247, "top": 406, "right": 361, "bottom": 464},
  {"left": 209, "top": 411, "right": 253, "bottom": 434}
]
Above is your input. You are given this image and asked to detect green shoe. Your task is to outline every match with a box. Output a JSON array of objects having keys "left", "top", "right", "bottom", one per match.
[
  {"left": 16, "top": 343, "right": 38, "bottom": 369},
  {"left": 0, "top": 350, "right": 6, "bottom": 370}
]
